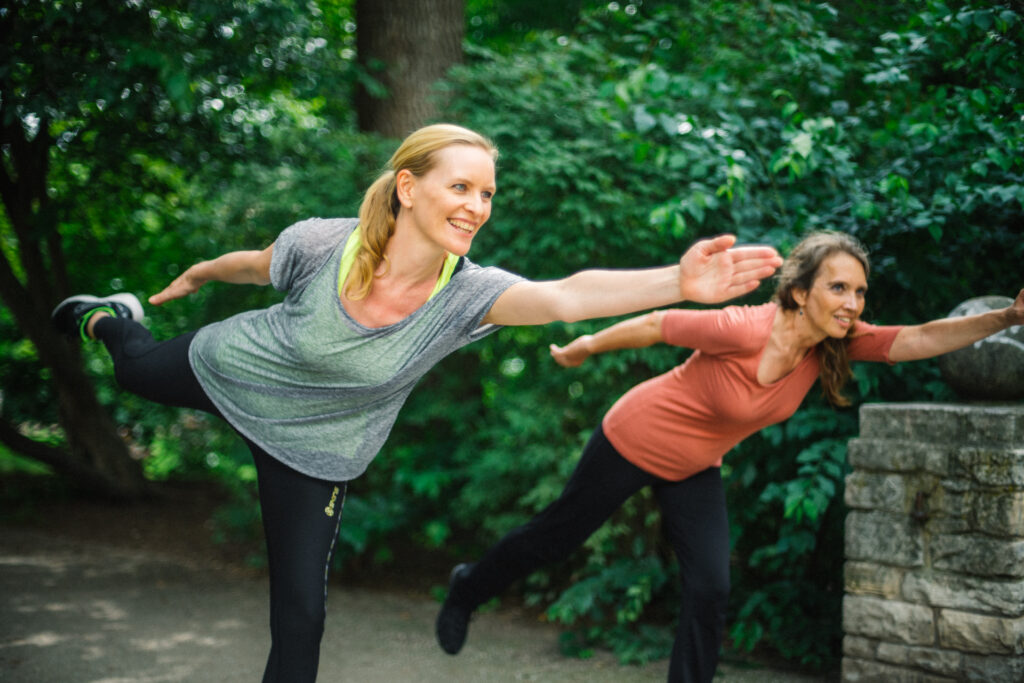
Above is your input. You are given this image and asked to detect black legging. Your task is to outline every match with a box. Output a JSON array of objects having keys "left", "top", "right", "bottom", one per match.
[
  {"left": 94, "top": 317, "right": 346, "bottom": 683},
  {"left": 451, "top": 425, "right": 730, "bottom": 683}
]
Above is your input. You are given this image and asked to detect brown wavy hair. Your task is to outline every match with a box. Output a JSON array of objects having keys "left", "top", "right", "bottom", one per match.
[
  {"left": 773, "top": 231, "right": 870, "bottom": 406},
  {"left": 346, "top": 124, "right": 498, "bottom": 300}
]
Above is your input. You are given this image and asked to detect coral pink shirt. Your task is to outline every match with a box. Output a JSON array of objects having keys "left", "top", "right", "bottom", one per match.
[{"left": 601, "top": 303, "right": 902, "bottom": 481}]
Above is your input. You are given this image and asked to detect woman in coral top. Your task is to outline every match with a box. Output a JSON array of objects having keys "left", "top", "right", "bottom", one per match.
[{"left": 436, "top": 231, "right": 1024, "bottom": 682}]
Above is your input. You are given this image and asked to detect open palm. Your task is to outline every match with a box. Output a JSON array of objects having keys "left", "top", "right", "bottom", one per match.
[{"left": 679, "top": 235, "right": 782, "bottom": 304}]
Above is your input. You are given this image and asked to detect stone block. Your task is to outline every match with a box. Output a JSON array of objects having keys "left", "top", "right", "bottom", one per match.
[
  {"left": 843, "top": 595, "right": 934, "bottom": 645},
  {"left": 926, "top": 516, "right": 970, "bottom": 535},
  {"left": 846, "top": 510, "right": 924, "bottom": 567},
  {"left": 902, "top": 572, "right": 1024, "bottom": 618},
  {"left": 876, "top": 642, "right": 961, "bottom": 677},
  {"left": 937, "top": 609, "right": 1024, "bottom": 655},
  {"left": 934, "top": 490, "right": 1024, "bottom": 536},
  {"left": 845, "top": 472, "right": 908, "bottom": 511},
  {"left": 952, "top": 447, "right": 1024, "bottom": 487},
  {"left": 845, "top": 561, "right": 904, "bottom": 599},
  {"left": 841, "top": 657, "right": 957, "bottom": 683},
  {"left": 970, "top": 491, "right": 1024, "bottom": 536},
  {"left": 960, "top": 405, "right": 1024, "bottom": 445},
  {"left": 930, "top": 534, "right": 1024, "bottom": 577},
  {"left": 859, "top": 404, "right": 1024, "bottom": 446},
  {"left": 847, "top": 438, "right": 935, "bottom": 472},
  {"left": 843, "top": 635, "right": 878, "bottom": 658},
  {"left": 859, "top": 404, "right": 961, "bottom": 444},
  {"left": 962, "top": 652, "right": 1024, "bottom": 682}
]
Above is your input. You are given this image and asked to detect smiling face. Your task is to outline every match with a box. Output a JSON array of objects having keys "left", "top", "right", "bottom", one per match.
[
  {"left": 397, "top": 144, "right": 496, "bottom": 257},
  {"left": 795, "top": 251, "right": 868, "bottom": 338}
]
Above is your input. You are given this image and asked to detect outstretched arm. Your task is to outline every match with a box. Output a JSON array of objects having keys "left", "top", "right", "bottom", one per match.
[
  {"left": 482, "top": 234, "right": 781, "bottom": 326},
  {"left": 888, "top": 288, "right": 1024, "bottom": 362},
  {"left": 149, "top": 244, "right": 275, "bottom": 305},
  {"left": 549, "top": 311, "right": 666, "bottom": 367}
]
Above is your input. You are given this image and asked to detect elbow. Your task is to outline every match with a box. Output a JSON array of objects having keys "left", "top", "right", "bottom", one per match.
[
  {"left": 539, "top": 292, "right": 586, "bottom": 324},
  {"left": 557, "top": 308, "right": 586, "bottom": 324},
  {"left": 641, "top": 310, "right": 666, "bottom": 344}
]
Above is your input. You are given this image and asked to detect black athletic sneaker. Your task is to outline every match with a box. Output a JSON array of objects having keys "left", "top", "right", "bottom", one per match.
[
  {"left": 51, "top": 293, "right": 144, "bottom": 341},
  {"left": 436, "top": 563, "right": 474, "bottom": 655}
]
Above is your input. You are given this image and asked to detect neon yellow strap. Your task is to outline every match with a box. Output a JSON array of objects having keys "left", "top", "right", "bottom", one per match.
[
  {"left": 338, "top": 227, "right": 458, "bottom": 301},
  {"left": 430, "top": 250, "right": 460, "bottom": 299}
]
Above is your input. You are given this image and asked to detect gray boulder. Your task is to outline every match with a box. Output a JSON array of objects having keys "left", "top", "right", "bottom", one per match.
[{"left": 937, "top": 296, "right": 1024, "bottom": 401}]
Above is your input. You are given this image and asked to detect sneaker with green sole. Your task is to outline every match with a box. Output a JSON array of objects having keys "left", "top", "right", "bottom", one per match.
[{"left": 51, "top": 293, "right": 144, "bottom": 341}]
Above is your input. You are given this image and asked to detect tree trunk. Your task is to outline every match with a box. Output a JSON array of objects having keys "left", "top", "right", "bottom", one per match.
[
  {"left": 355, "top": 0, "right": 465, "bottom": 137},
  {"left": 0, "top": 108, "right": 148, "bottom": 500}
]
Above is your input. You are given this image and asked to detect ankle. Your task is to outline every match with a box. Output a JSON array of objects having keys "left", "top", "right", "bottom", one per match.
[{"left": 84, "top": 310, "right": 112, "bottom": 339}]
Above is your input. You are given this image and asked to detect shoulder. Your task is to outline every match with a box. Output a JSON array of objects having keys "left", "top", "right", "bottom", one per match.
[
  {"left": 270, "top": 218, "right": 357, "bottom": 292},
  {"left": 662, "top": 302, "right": 775, "bottom": 351},
  {"left": 277, "top": 217, "right": 357, "bottom": 247},
  {"left": 450, "top": 257, "right": 526, "bottom": 290},
  {"left": 664, "top": 302, "right": 774, "bottom": 330},
  {"left": 845, "top": 319, "right": 904, "bottom": 362}
]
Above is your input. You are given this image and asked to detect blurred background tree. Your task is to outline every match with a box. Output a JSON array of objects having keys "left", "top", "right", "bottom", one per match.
[
  {"left": 355, "top": 0, "right": 464, "bottom": 135},
  {"left": 2, "top": 0, "right": 1021, "bottom": 672}
]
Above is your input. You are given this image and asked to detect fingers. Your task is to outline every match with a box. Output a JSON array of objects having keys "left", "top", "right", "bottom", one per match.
[
  {"left": 730, "top": 262, "right": 783, "bottom": 281},
  {"left": 549, "top": 343, "right": 583, "bottom": 367},
  {"left": 549, "top": 343, "right": 570, "bottom": 367},
  {"left": 697, "top": 233, "right": 738, "bottom": 256},
  {"left": 719, "top": 278, "right": 764, "bottom": 299},
  {"left": 148, "top": 284, "right": 182, "bottom": 306},
  {"left": 727, "top": 245, "right": 783, "bottom": 265}
]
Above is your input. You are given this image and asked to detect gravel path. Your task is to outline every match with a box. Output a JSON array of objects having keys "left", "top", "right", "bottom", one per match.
[{"left": 0, "top": 491, "right": 834, "bottom": 682}]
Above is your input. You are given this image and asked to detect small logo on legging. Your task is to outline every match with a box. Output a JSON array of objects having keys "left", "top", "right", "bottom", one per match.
[{"left": 325, "top": 486, "right": 340, "bottom": 517}]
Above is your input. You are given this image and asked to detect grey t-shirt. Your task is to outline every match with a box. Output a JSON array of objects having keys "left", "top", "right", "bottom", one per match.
[{"left": 188, "top": 217, "right": 524, "bottom": 481}]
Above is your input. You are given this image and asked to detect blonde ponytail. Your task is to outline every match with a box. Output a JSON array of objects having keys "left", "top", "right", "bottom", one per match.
[{"left": 347, "top": 171, "right": 399, "bottom": 300}]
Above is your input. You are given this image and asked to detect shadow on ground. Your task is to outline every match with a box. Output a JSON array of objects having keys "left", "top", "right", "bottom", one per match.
[{"left": 0, "top": 484, "right": 834, "bottom": 682}]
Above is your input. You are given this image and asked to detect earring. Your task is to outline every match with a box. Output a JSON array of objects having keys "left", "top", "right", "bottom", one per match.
[{"left": 798, "top": 308, "right": 804, "bottom": 317}]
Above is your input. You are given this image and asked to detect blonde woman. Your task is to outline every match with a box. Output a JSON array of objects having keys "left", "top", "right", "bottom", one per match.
[
  {"left": 51, "top": 123, "right": 783, "bottom": 682},
  {"left": 437, "top": 230, "right": 1024, "bottom": 683}
]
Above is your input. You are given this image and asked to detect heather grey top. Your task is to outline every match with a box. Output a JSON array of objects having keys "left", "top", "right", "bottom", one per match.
[{"left": 189, "top": 218, "right": 524, "bottom": 481}]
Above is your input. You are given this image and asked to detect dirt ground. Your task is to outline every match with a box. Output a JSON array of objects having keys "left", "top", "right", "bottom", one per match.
[{"left": 0, "top": 480, "right": 835, "bottom": 682}]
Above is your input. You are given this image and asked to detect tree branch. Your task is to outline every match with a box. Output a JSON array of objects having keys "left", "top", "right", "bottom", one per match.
[{"left": 0, "top": 417, "right": 140, "bottom": 499}]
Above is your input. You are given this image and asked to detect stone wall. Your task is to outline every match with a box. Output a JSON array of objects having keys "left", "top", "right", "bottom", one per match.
[{"left": 842, "top": 403, "right": 1024, "bottom": 682}]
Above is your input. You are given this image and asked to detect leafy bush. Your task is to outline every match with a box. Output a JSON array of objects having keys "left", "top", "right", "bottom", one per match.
[
  {"left": 417, "top": 0, "right": 1022, "bottom": 671},
  {"left": 10, "top": 0, "right": 1020, "bottom": 672}
]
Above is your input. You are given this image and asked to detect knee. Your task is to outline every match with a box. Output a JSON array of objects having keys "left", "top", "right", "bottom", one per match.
[
  {"left": 680, "top": 567, "right": 730, "bottom": 608},
  {"left": 274, "top": 593, "right": 327, "bottom": 643}
]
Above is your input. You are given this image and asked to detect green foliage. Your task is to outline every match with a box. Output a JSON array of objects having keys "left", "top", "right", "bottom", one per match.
[
  {"left": 6, "top": 0, "right": 1023, "bottom": 674},
  {"left": 424, "top": 0, "right": 1023, "bottom": 671}
]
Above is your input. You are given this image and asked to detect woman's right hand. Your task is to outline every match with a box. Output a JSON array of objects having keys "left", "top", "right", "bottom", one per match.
[
  {"left": 148, "top": 267, "right": 205, "bottom": 306},
  {"left": 550, "top": 335, "right": 593, "bottom": 367}
]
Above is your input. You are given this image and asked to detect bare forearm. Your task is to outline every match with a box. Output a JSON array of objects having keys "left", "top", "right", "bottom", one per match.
[
  {"left": 550, "top": 311, "right": 664, "bottom": 367},
  {"left": 890, "top": 309, "right": 1017, "bottom": 362},
  {"left": 491, "top": 266, "right": 680, "bottom": 326},
  {"left": 557, "top": 266, "right": 682, "bottom": 322},
  {"left": 190, "top": 250, "right": 273, "bottom": 286},
  {"left": 587, "top": 312, "right": 665, "bottom": 353},
  {"left": 149, "top": 245, "right": 273, "bottom": 305}
]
